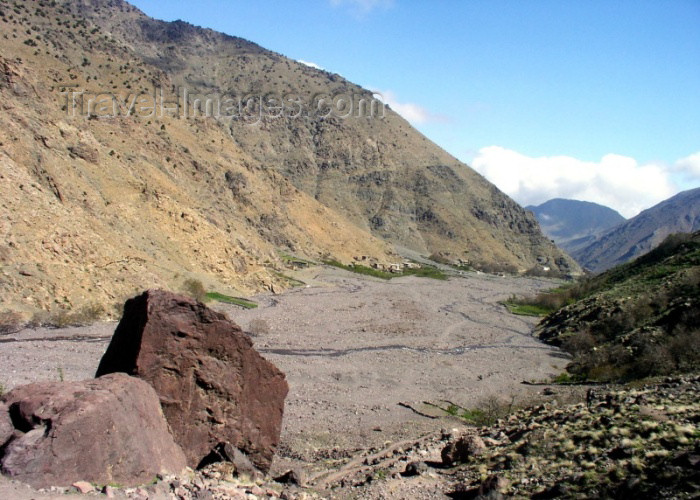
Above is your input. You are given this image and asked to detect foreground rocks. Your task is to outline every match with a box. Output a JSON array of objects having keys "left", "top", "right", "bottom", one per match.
[
  {"left": 304, "top": 375, "right": 699, "bottom": 498},
  {"left": 0, "top": 373, "right": 186, "bottom": 489},
  {"left": 96, "top": 289, "right": 289, "bottom": 473}
]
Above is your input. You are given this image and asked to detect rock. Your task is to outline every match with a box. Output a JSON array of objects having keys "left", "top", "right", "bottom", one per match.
[
  {"left": 0, "top": 402, "right": 13, "bottom": 448},
  {"left": 478, "top": 474, "right": 509, "bottom": 498},
  {"left": 200, "top": 442, "right": 261, "bottom": 480},
  {"left": 402, "top": 461, "right": 428, "bottom": 477},
  {"left": 0, "top": 373, "right": 186, "bottom": 489},
  {"left": 72, "top": 481, "right": 95, "bottom": 494},
  {"left": 274, "top": 468, "right": 306, "bottom": 486},
  {"left": 95, "top": 290, "right": 289, "bottom": 473},
  {"left": 441, "top": 434, "right": 486, "bottom": 466}
]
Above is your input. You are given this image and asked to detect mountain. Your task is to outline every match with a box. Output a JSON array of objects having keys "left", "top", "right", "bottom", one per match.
[
  {"left": 537, "top": 231, "right": 700, "bottom": 382},
  {"left": 0, "top": 0, "right": 577, "bottom": 316},
  {"left": 572, "top": 188, "right": 700, "bottom": 272},
  {"left": 526, "top": 199, "right": 625, "bottom": 254}
]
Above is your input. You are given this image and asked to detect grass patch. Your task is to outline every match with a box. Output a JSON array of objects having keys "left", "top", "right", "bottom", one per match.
[
  {"left": 323, "top": 259, "right": 394, "bottom": 279},
  {"left": 323, "top": 259, "right": 448, "bottom": 280},
  {"left": 402, "top": 264, "right": 448, "bottom": 280},
  {"left": 205, "top": 292, "right": 258, "bottom": 309},
  {"left": 271, "top": 271, "right": 306, "bottom": 288},
  {"left": 279, "top": 253, "right": 316, "bottom": 266},
  {"left": 552, "top": 372, "right": 585, "bottom": 384},
  {"left": 502, "top": 301, "right": 554, "bottom": 317}
]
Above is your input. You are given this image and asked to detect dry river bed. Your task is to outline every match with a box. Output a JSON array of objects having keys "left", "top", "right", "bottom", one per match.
[{"left": 0, "top": 266, "right": 571, "bottom": 481}]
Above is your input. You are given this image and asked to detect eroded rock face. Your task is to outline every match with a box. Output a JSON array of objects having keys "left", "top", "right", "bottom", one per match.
[
  {"left": 0, "top": 373, "right": 186, "bottom": 488},
  {"left": 95, "top": 289, "right": 288, "bottom": 473}
]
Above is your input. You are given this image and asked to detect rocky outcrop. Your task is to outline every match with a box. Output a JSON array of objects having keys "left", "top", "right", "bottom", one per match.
[
  {"left": 95, "top": 290, "right": 289, "bottom": 473},
  {"left": 0, "top": 373, "right": 186, "bottom": 489}
]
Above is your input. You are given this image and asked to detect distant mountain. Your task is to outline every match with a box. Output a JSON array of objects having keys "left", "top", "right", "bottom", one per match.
[
  {"left": 572, "top": 188, "right": 700, "bottom": 272},
  {"left": 526, "top": 199, "right": 625, "bottom": 254}
]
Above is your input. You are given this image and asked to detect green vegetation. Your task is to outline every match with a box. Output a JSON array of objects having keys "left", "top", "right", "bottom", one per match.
[
  {"left": 438, "top": 396, "right": 516, "bottom": 427},
  {"left": 538, "top": 232, "right": 700, "bottom": 383},
  {"left": 205, "top": 292, "right": 258, "bottom": 309},
  {"left": 323, "top": 259, "right": 394, "bottom": 279},
  {"left": 402, "top": 264, "right": 448, "bottom": 280},
  {"left": 323, "top": 259, "right": 448, "bottom": 280},
  {"left": 271, "top": 271, "right": 306, "bottom": 288},
  {"left": 502, "top": 282, "right": 587, "bottom": 317},
  {"left": 502, "top": 300, "right": 555, "bottom": 317}
]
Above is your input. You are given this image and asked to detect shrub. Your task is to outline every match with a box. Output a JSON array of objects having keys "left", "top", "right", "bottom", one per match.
[
  {"left": 182, "top": 278, "right": 207, "bottom": 302},
  {"left": 0, "top": 310, "right": 23, "bottom": 334},
  {"left": 45, "top": 303, "right": 105, "bottom": 328}
]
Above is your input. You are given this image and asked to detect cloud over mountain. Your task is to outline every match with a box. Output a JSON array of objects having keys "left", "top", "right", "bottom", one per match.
[{"left": 471, "top": 146, "right": 695, "bottom": 218}]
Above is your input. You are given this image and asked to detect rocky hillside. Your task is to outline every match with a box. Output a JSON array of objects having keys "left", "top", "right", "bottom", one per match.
[
  {"left": 572, "top": 188, "right": 700, "bottom": 272},
  {"left": 323, "top": 375, "right": 699, "bottom": 499},
  {"left": 537, "top": 231, "right": 700, "bottom": 382},
  {"left": 0, "top": 0, "right": 576, "bottom": 317},
  {"left": 527, "top": 198, "right": 625, "bottom": 255}
]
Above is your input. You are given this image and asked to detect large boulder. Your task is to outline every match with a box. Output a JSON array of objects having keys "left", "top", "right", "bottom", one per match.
[
  {"left": 0, "top": 373, "right": 186, "bottom": 488},
  {"left": 95, "top": 289, "right": 288, "bottom": 473}
]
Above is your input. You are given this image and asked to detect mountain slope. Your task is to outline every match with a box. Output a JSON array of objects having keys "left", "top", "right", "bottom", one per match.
[
  {"left": 0, "top": 0, "right": 577, "bottom": 316},
  {"left": 526, "top": 199, "right": 625, "bottom": 254},
  {"left": 572, "top": 188, "right": 700, "bottom": 272},
  {"left": 537, "top": 231, "right": 700, "bottom": 381}
]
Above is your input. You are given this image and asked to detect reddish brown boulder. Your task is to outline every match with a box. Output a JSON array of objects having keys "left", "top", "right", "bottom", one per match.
[
  {"left": 0, "top": 373, "right": 186, "bottom": 488},
  {"left": 95, "top": 289, "right": 288, "bottom": 473}
]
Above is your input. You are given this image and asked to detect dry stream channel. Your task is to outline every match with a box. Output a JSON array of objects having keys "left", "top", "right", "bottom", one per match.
[{"left": 0, "top": 266, "right": 570, "bottom": 478}]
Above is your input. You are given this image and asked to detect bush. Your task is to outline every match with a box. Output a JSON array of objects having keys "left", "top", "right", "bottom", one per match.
[
  {"left": 0, "top": 311, "right": 23, "bottom": 334},
  {"left": 183, "top": 279, "right": 207, "bottom": 302},
  {"left": 45, "top": 303, "right": 105, "bottom": 328}
]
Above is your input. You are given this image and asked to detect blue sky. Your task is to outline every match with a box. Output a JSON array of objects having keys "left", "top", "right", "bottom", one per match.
[{"left": 128, "top": 0, "right": 700, "bottom": 217}]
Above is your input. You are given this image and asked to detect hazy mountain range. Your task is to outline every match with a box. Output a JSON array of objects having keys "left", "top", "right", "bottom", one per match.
[{"left": 526, "top": 199, "right": 626, "bottom": 255}]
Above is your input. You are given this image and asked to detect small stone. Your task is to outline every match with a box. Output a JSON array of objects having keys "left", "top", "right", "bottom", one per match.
[
  {"left": 274, "top": 468, "right": 305, "bottom": 487},
  {"left": 102, "top": 485, "right": 116, "bottom": 498},
  {"left": 441, "top": 435, "right": 486, "bottom": 466},
  {"left": 402, "top": 461, "right": 428, "bottom": 477},
  {"left": 72, "top": 481, "right": 94, "bottom": 494}
]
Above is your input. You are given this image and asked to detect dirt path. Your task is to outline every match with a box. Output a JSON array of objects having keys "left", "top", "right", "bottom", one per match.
[{"left": 0, "top": 266, "right": 569, "bottom": 492}]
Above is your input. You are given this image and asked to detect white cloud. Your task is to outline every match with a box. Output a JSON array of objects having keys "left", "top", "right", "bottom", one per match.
[
  {"left": 297, "top": 60, "right": 325, "bottom": 71},
  {"left": 471, "top": 146, "right": 683, "bottom": 218},
  {"left": 674, "top": 151, "right": 700, "bottom": 177},
  {"left": 373, "top": 89, "right": 448, "bottom": 126},
  {"left": 330, "top": 0, "right": 393, "bottom": 14}
]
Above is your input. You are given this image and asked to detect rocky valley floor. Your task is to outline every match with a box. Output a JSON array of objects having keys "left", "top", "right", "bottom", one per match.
[{"left": 6, "top": 268, "right": 695, "bottom": 498}]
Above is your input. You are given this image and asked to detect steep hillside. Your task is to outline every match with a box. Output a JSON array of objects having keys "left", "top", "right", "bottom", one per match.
[
  {"left": 0, "top": 0, "right": 576, "bottom": 317},
  {"left": 537, "top": 232, "right": 700, "bottom": 382},
  {"left": 572, "top": 188, "right": 700, "bottom": 272},
  {"left": 527, "top": 198, "right": 625, "bottom": 254}
]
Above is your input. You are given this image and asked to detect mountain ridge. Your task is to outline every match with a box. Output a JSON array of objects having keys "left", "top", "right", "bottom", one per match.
[
  {"left": 526, "top": 198, "right": 626, "bottom": 255},
  {"left": 0, "top": 0, "right": 577, "bottom": 316},
  {"left": 572, "top": 188, "right": 700, "bottom": 272}
]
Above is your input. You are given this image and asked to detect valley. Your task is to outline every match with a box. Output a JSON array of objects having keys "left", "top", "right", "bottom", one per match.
[{"left": 0, "top": 266, "right": 573, "bottom": 496}]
